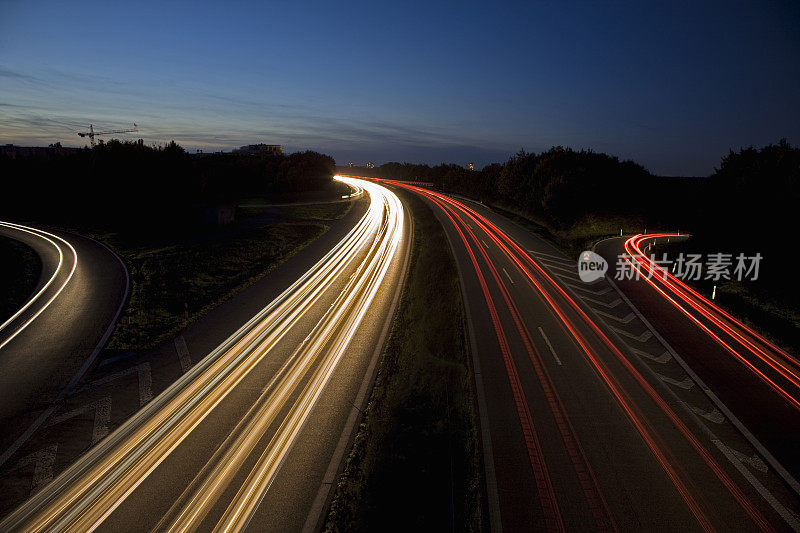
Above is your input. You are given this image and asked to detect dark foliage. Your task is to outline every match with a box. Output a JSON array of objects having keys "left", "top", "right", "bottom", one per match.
[
  {"left": 696, "top": 139, "right": 800, "bottom": 299},
  {"left": 0, "top": 141, "right": 335, "bottom": 240},
  {"left": 347, "top": 146, "right": 687, "bottom": 229},
  {"left": 349, "top": 139, "right": 796, "bottom": 299}
]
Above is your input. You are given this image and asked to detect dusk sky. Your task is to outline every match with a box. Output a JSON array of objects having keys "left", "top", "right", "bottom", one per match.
[{"left": 1, "top": 0, "right": 798, "bottom": 175}]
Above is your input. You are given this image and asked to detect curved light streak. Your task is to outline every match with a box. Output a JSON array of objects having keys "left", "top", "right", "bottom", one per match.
[
  {"left": 0, "top": 221, "right": 78, "bottom": 352},
  {"left": 0, "top": 176, "right": 404, "bottom": 533},
  {"left": 624, "top": 234, "right": 800, "bottom": 412},
  {"left": 383, "top": 180, "right": 772, "bottom": 531}
]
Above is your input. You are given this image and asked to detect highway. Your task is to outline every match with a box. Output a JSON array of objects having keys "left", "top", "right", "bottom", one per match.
[
  {"left": 596, "top": 234, "right": 800, "bottom": 497},
  {"left": 0, "top": 222, "right": 128, "bottom": 465},
  {"left": 0, "top": 176, "right": 409, "bottom": 532},
  {"left": 381, "top": 180, "right": 800, "bottom": 531}
]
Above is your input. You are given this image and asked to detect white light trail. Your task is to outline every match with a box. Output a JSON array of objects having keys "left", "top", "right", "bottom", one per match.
[
  {"left": 0, "top": 176, "right": 404, "bottom": 533},
  {"left": 0, "top": 221, "right": 78, "bottom": 352}
]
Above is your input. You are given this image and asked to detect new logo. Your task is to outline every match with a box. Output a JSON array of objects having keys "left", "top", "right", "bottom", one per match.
[{"left": 578, "top": 250, "right": 607, "bottom": 282}]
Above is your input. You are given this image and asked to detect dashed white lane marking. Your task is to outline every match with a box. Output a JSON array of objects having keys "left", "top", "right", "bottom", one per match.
[
  {"left": 78, "top": 362, "right": 153, "bottom": 406},
  {"left": 502, "top": 267, "right": 514, "bottom": 285},
  {"left": 538, "top": 327, "right": 562, "bottom": 366},
  {"left": 655, "top": 372, "right": 694, "bottom": 390},
  {"left": 611, "top": 327, "right": 652, "bottom": 343},
  {"left": 174, "top": 335, "right": 192, "bottom": 373},
  {"left": 481, "top": 239, "right": 490, "bottom": 249},
  {"left": 49, "top": 396, "right": 112, "bottom": 445}
]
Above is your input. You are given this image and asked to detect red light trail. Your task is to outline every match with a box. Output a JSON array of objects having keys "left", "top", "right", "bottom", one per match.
[
  {"left": 360, "top": 177, "right": 773, "bottom": 532},
  {"left": 624, "top": 234, "right": 800, "bottom": 413}
]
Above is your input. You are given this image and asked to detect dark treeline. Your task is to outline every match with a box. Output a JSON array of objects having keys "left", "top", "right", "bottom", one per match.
[
  {"left": 697, "top": 140, "right": 798, "bottom": 253},
  {"left": 348, "top": 140, "right": 797, "bottom": 298},
  {"left": 690, "top": 140, "right": 799, "bottom": 302},
  {"left": 0, "top": 140, "right": 335, "bottom": 239},
  {"left": 349, "top": 147, "right": 696, "bottom": 230}
]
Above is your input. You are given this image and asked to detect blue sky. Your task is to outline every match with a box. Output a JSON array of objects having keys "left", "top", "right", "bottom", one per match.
[{"left": 1, "top": 0, "right": 798, "bottom": 175}]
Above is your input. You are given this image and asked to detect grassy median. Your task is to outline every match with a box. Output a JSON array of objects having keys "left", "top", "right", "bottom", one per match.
[{"left": 325, "top": 192, "right": 485, "bottom": 532}]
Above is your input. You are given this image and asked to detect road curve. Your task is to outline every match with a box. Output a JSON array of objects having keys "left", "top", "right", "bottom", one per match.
[
  {"left": 597, "top": 234, "right": 800, "bottom": 494},
  {"left": 0, "top": 176, "right": 409, "bottom": 532},
  {"left": 0, "top": 222, "right": 129, "bottom": 464},
  {"left": 379, "top": 180, "right": 800, "bottom": 532}
]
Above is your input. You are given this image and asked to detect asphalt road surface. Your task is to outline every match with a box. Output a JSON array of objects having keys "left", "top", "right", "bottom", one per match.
[
  {"left": 0, "top": 176, "right": 411, "bottom": 532},
  {"left": 0, "top": 222, "right": 128, "bottom": 464},
  {"left": 384, "top": 181, "right": 800, "bottom": 532},
  {"left": 595, "top": 234, "right": 800, "bottom": 500}
]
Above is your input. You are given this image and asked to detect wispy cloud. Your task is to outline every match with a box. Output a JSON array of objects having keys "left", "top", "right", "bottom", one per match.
[{"left": 0, "top": 63, "right": 514, "bottom": 165}]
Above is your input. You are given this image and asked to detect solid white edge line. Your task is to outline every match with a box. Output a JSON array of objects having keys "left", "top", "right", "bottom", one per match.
[
  {"left": 0, "top": 191, "right": 376, "bottom": 531},
  {"left": 212, "top": 177, "right": 403, "bottom": 531},
  {"left": 591, "top": 236, "right": 800, "bottom": 527},
  {"left": 0, "top": 232, "right": 129, "bottom": 470},
  {"left": 424, "top": 193, "right": 504, "bottom": 532},
  {"left": 301, "top": 187, "right": 413, "bottom": 533}
]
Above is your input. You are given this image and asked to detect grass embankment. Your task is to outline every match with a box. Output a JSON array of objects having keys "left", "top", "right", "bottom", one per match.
[
  {"left": 239, "top": 200, "right": 352, "bottom": 222},
  {"left": 103, "top": 201, "right": 352, "bottom": 352},
  {"left": 0, "top": 235, "right": 42, "bottom": 323},
  {"left": 325, "top": 192, "right": 485, "bottom": 532},
  {"left": 491, "top": 201, "right": 651, "bottom": 257}
]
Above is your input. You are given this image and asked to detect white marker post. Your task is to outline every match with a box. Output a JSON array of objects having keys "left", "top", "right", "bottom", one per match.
[{"left": 712, "top": 285, "right": 717, "bottom": 300}]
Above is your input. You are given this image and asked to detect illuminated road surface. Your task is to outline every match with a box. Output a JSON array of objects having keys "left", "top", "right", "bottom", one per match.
[
  {"left": 594, "top": 233, "right": 800, "bottom": 500},
  {"left": 0, "top": 222, "right": 77, "bottom": 352},
  {"left": 375, "top": 179, "right": 800, "bottom": 532},
  {"left": 0, "top": 222, "right": 127, "bottom": 466},
  {"left": 0, "top": 176, "right": 407, "bottom": 532},
  {"left": 625, "top": 234, "right": 800, "bottom": 412}
]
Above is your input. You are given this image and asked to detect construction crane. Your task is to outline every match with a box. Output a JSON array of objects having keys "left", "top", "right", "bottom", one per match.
[{"left": 77, "top": 123, "right": 138, "bottom": 147}]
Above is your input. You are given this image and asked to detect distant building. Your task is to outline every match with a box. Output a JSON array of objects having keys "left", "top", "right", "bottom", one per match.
[
  {"left": 467, "top": 162, "right": 475, "bottom": 170},
  {"left": 0, "top": 144, "right": 79, "bottom": 159},
  {"left": 232, "top": 143, "right": 284, "bottom": 156},
  {"left": 366, "top": 161, "right": 375, "bottom": 169}
]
